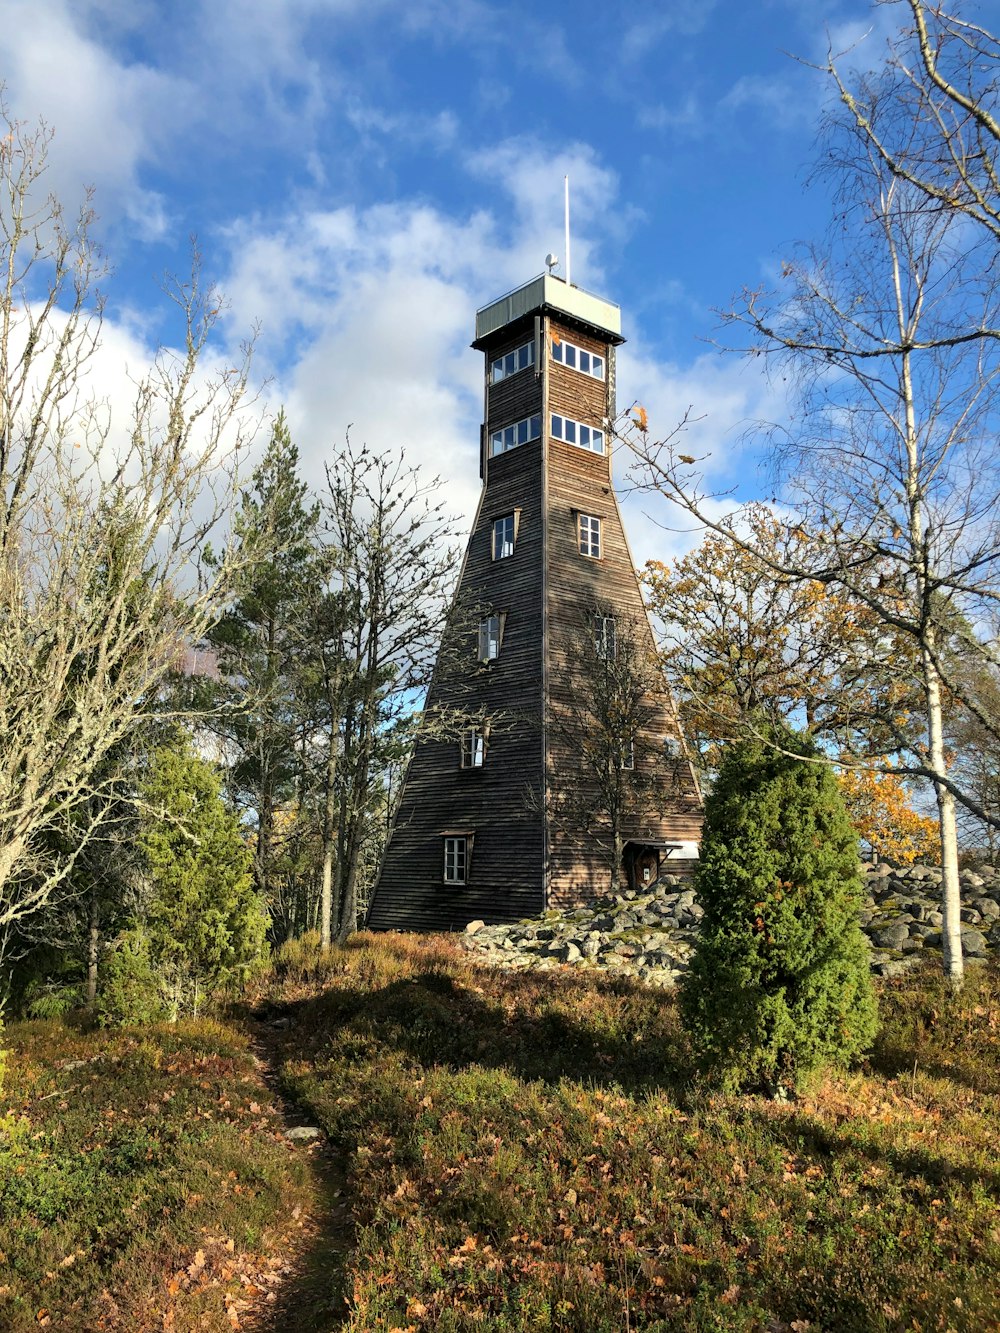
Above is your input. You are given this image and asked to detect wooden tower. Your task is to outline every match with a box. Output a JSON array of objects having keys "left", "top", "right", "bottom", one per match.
[{"left": 367, "top": 273, "right": 701, "bottom": 932}]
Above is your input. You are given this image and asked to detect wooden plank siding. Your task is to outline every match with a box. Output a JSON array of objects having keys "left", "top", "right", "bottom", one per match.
[
  {"left": 366, "top": 292, "right": 701, "bottom": 933},
  {"left": 367, "top": 380, "right": 549, "bottom": 932},
  {"left": 542, "top": 315, "right": 701, "bottom": 907}
]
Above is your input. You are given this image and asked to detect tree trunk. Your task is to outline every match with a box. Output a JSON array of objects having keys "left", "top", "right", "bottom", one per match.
[
  {"left": 319, "top": 713, "right": 339, "bottom": 950},
  {"left": 924, "top": 647, "right": 964, "bottom": 987},
  {"left": 85, "top": 880, "right": 100, "bottom": 1008}
]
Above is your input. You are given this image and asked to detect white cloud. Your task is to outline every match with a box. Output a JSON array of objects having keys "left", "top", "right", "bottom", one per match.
[
  {"left": 620, "top": 4, "right": 718, "bottom": 62},
  {"left": 614, "top": 343, "right": 792, "bottom": 567},
  {"left": 0, "top": 0, "right": 189, "bottom": 241},
  {"left": 213, "top": 138, "right": 641, "bottom": 537}
]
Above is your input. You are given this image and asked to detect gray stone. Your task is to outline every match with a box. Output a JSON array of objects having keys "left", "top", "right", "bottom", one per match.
[
  {"left": 961, "top": 929, "right": 989, "bottom": 957},
  {"left": 286, "top": 1126, "right": 322, "bottom": 1141},
  {"left": 960, "top": 908, "right": 982, "bottom": 925},
  {"left": 870, "top": 921, "right": 911, "bottom": 949},
  {"left": 465, "top": 920, "right": 487, "bottom": 935},
  {"left": 975, "top": 898, "right": 999, "bottom": 920}
]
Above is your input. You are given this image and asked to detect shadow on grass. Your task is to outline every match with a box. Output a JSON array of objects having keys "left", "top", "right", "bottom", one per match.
[{"left": 239, "top": 940, "right": 999, "bottom": 1332}]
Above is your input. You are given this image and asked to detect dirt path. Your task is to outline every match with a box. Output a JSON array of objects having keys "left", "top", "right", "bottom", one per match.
[{"left": 239, "top": 1011, "right": 355, "bottom": 1333}]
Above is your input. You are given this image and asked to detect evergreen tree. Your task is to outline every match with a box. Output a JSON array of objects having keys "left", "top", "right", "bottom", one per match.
[
  {"left": 206, "top": 411, "right": 320, "bottom": 929},
  {"left": 682, "top": 728, "right": 877, "bottom": 1093},
  {"left": 139, "top": 736, "right": 267, "bottom": 1018}
]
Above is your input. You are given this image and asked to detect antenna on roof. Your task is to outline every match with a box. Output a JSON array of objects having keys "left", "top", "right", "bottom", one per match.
[
  {"left": 564, "top": 175, "right": 571, "bottom": 287},
  {"left": 545, "top": 252, "right": 559, "bottom": 275}
]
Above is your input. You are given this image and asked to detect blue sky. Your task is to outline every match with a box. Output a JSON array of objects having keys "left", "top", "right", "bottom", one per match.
[{"left": 2, "top": 0, "right": 924, "bottom": 562}]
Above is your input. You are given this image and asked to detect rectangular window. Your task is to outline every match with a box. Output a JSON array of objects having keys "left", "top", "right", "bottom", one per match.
[
  {"left": 550, "top": 413, "right": 605, "bottom": 455},
  {"left": 594, "top": 614, "right": 616, "bottom": 660},
  {"left": 551, "top": 336, "right": 605, "bottom": 380},
  {"left": 460, "top": 730, "right": 485, "bottom": 768},
  {"left": 492, "top": 512, "right": 517, "bottom": 560},
  {"left": 622, "top": 738, "right": 635, "bottom": 770},
  {"left": 578, "top": 513, "right": 601, "bottom": 558},
  {"left": 478, "top": 613, "right": 504, "bottom": 662},
  {"left": 490, "top": 340, "right": 535, "bottom": 384},
  {"left": 443, "top": 836, "right": 467, "bottom": 885},
  {"left": 489, "top": 414, "right": 541, "bottom": 457}
]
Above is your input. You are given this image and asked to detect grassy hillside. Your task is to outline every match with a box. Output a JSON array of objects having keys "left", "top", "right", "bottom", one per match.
[
  {"left": 0, "top": 1019, "right": 315, "bottom": 1331},
  {"left": 274, "top": 936, "right": 999, "bottom": 1332},
  {"left": 3, "top": 937, "right": 999, "bottom": 1331}
]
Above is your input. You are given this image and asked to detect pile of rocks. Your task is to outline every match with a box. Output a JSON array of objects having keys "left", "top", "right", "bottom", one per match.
[{"left": 461, "top": 863, "right": 1000, "bottom": 987}]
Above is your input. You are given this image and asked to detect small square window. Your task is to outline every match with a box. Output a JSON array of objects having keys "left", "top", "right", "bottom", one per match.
[
  {"left": 461, "top": 730, "right": 485, "bottom": 768},
  {"left": 444, "top": 836, "right": 467, "bottom": 885},
  {"left": 578, "top": 513, "right": 601, "bottom": 558},
  {"left": 492, "top": 513, "right": 516, "bottom": 559},
  {"left": 478, "top": 614, "right": 503, "bottom": 661},
  {"left": 594, "top": 615, "right": 616, "bottom": 660}
]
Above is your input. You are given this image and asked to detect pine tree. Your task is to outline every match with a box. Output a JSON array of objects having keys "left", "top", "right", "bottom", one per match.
[
  {"left": 682, "top": 728, "right": 878, "bottom": 1093},
  {"left": 206, "top": 412, "right": 320, "bottom": 930},
  {"left": 139, "top": 736, "right": 267, "bottom": 1018}
]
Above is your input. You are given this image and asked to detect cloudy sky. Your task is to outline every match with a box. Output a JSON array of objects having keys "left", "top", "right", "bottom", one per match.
[{"left": 1, "top": 0, "right": 922, "bottom": 563}]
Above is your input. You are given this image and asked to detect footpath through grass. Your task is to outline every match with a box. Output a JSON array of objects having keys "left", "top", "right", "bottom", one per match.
[
  {"left": 3, "top": 938, "right": 999, "bottom": 1331},
  {"left": 0, "top": 1017, "right": 315, "bottom": 1331},
  {"left": 272, "top": 934, "right": 1000, "bottom": 1333}
]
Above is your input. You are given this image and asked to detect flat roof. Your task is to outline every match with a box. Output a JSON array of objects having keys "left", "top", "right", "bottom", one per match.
[{"left": 474, "top": 273, "right": 623, "bottom": 346}]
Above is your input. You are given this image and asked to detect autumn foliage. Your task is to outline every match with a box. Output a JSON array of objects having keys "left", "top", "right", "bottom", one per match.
[{"left": 838, "top": 766, "right": 940, "bottom": 866}]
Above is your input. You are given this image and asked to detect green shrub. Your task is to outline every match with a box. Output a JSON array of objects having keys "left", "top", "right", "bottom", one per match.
[
  {"left": 140, "top": 737, "right": 269, "bottom": 1017},
  {"left": 96, "top": 931, "right": 168, "bottom": 1027},
  {"left": 682, "top": 728, "right": 878, "bottom": 1093},
  {"left": 22, "top": 981, "right": 84, "bottom": 1020}
]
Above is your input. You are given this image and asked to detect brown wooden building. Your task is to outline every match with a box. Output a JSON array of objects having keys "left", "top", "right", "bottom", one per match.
[{"left": 366, "top": 274, "right": 702, "bottom": 932}]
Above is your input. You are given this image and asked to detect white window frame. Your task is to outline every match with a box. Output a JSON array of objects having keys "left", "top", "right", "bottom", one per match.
[
  {"left": 594, "top": 614, "right": 617, "bottom": 660},
  {"left": 578, "top": 513, "right": 601, "bottom": 558},
  {"left": 478, "top": 613, "right": 505, "bottom": 662},
  {"left": 492, "top": 512, "right": 518, "bottom": 560},
  {"left": 550, "top": 413, "right": 605, "bottom": 455},
  {"left": 460, "top": 729, "right": 485, "bottom": 769},
  {"left": 490, "top": 340, "right": 535, "bottom": 384},
  {"left": 443, "top": 836, "right": 467, "bottom": 885},
  {"left": 490, "top": 414, "right": 541, "bottom": 457},
  {"left": 551, "top": 335, "right": 605, "bottom": 380},
  {"left": 622, "top": 738, "right": 635, "bottom": 771}
]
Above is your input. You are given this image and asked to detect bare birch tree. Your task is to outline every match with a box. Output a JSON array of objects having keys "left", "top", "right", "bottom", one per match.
[
  {"left": 622, "top": 82, "right": 1000, "bottom": 987},
  {"left": 0, "top": 105, "right": 261, "bottom": 935},
  {"left": 312, "top": 436, "right": 460, "bottom": 946}
]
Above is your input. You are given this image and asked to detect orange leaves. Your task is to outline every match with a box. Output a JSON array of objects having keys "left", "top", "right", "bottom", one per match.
[
  {"left": 838, "top": 766, "right": 940, "bottom": 864},
  {"left": 632, "top": 404, "right": 649, "bottom": 433}
]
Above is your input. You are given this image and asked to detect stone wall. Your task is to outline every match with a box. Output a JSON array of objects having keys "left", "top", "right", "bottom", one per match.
[{"left": 460, "top": 862, "right": 1000, "bottom": 987}]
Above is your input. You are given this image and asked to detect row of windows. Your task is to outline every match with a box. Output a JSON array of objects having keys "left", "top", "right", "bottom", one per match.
[
  {"left": 488, "top": 335, "right": 605, "bottom": 386},
  {"left": 488, "top": 413, "right": 605, "bottom": 459},
  {"left": 551, "top": 413, "right": 605, "bottom": 454},
  {"left": 551, "top": 335, "right": 605, "bottom": 380},
  {"left": 489, "top": 413, "right": 541, "bottom": 457},
  {"left": 491, "top": 510, "right": 601, "bottom": 561},
  {"left": 490, "top": 339, "right": 535, "bottom": 384}
]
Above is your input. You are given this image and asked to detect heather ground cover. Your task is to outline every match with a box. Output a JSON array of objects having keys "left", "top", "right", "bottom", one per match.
[
  {"left": 3, "top": 936, "right": 999, "bottom": 1332},
  {"left": 270, "top": 934, "right": 1000, "bottom": 1331},
  {"left": 0, "top": 1018, "right": 315, "bottom": 1331}
]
